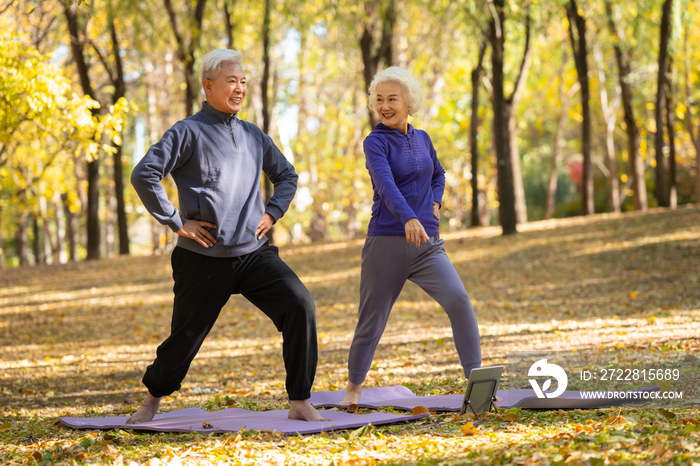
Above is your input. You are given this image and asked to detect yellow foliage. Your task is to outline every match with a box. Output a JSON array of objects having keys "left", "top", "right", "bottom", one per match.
[{"left": 461, "top": 422, "right": 480, "bottom": 436}]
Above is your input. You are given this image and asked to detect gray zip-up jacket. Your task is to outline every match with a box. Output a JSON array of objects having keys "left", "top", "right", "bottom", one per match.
[{"left": 131, "top": 102, "right": 298, "bottom": 258}]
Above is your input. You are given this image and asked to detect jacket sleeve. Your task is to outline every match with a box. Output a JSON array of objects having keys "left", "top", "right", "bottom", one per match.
[
  {"left": 130, "top": 123, "right": 193, "bottom": 232},
  {"left": 427, "top": 134, "right": 446, "bottom": 206},
  {"left": 261, "top": 133, "right": 298, "bottom": 222},
  {"left": 364, "top": 136, "right": 417, "bottom": 225}
]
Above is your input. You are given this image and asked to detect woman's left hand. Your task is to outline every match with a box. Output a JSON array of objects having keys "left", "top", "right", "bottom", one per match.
[{"left": 433, "top": 202, "right": 440, "bottom": 220}]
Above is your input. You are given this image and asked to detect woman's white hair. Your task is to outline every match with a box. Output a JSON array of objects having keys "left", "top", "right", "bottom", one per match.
[
  {"left": 367, "top": 66, "right": 423, "bottom": 116},
  {"left": 199, "top": 49, "right": 243, "bottom": 85}
]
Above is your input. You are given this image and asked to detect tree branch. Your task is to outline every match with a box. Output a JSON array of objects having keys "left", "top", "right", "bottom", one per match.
[
  {"left": 508, "top": 6, "right": 531, "bottom": 104},
  {"left": 565, "top": 2, "right": 579, "bottom": 60},
  {"left": 109, "top": 15, "right": 125, "bottom": 100},
  {"left": 88, "top": 38, "right": 116, "bottom": 86},
  {"left": 377, "top": 0, "right": 395, "bottom": 66},
  {"left": 188, "top": 0, "right": 207, "bottom": 58},
  {"left": 0, "top": 0, "right": 15, "bottom": 16},
  {"left": 163, "top": 0, "right": 187, "bottom": 63},
  {"left": 486, "top": 0, "right": 501, "bottom": 40},
  {"left": 461, "top": 1, "right": 492, "bottom": 48}
]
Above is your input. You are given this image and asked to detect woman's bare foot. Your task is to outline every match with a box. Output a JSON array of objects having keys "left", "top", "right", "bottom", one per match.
[
  {"left": 339, "top": 381, "right": 362, "bottom": 405},
  {"left": 288, "top": 399, "right": 330, "bottom": 422},
  {"left": 126, "top": 392, "right": 161, "bottom": 424}
]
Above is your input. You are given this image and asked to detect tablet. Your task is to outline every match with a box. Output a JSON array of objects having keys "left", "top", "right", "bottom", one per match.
[{"left": 460, "top": 365, "right": 504, "bottom": 416}]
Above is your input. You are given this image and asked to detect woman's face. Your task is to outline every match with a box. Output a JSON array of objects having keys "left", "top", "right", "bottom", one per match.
[{"left": 375, "top": 81, "right": 409, "bottom": 131}]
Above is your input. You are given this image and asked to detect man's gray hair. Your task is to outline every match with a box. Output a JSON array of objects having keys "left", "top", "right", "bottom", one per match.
[
  {"left": 367, "top": 66, "right": 424, "bottom": 116},
  {"left": 200, "top": 49, "right": 243, "bottom": 85}
]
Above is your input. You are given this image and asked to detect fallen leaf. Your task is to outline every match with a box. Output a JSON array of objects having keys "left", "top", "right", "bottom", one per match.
[
  {"left": 101, "top": 443, "right": 119, "bottom": 459},
  {"left": 67, "top": 444, "right": 86, "bottom": 454},
  {"left": 461, "top": 422, "right": 479, "bottom": 435},
  {"left": 412, "top": 406, "right": 429, "bottom": 415}
]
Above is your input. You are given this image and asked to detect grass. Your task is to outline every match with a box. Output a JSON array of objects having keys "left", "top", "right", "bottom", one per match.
[{"left": 1, "top": 206, "right": 699, "bottom": 465}]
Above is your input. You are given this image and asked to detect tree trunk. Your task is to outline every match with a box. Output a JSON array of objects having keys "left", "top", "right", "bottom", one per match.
[
  {"left": 605, "top": 118, "right": 620, "bottom": 213},
  {"left": 105, "top": 178, "right": 115, "bottom": 258},
  {"left": 654, "top": 0, "right": 673, "bottom": 207},
  {"left": 566, "top": 0, "right": 594, "bottom": 216},
  {"left": 503, "top": 6, "right": 531, "bottom": 225},
  {"left": 470, "top": 43, "right": 487, "bottom": 227},
  {"left": 684, "top": 30, "right": 700, "bottom": 204},
  {"left": 32, "top": 216, "right": 40, "bottom": 265},
  {"left": 64, "top": 1, "right": 101, "bottom": 259},
  {"left": 506, "top": 102, "right": 528, "bottom": 223},
  {"left": 62, "top": 193, "right": 78, "bottom": 261},
  {"left": 85, "top": 158, "right": 100, "bottom": 259},
  {"left": 223, "top": 0, "right": 235, "bottom": 49},
  {"left": 546, "top": 82, "right": 580, "bottom": 220},
  {"left": 261, "top": 0, "right": 274, "bottom": 242},
  {"left": 151, "top": 217, "right": 162, "bottom": 254},
  {"left": 594, "top": 43, "right": 621, "bottom": 213},
  {"left": 17, "top": 209, "right": 29, "bottom": 266},
  {"left": 53, "top": 191, "right": 67, "bottom": 264},
  {"left": 163, "top": 0, "right": 207, "bottom": 117},
  {"left": 0, "top": 204, "right": 3, "bottom": 270},
  {"left": 39, "top": 196, "right": 53, "bottom": 265},
  {"left": 490, "top": 0, "right": 517, "bottom": 235},
  {"left": 665, "top": 64, "right": 677, "bottom": 209},
  {"left": 108, "top": 16, "right": 130, "bottom": 255},
  {"left": 359, "top": 0, "right": 395, "bottom": 130},
  {"left": 605, "top": 1, "right": 647, "bottom": 211}
]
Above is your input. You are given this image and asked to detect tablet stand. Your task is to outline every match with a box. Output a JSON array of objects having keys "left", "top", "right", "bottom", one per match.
[{"left": 460, "top": 378, "right": 499, "bottom": 419}]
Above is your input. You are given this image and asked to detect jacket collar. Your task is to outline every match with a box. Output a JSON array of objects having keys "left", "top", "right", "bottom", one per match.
[
  {"left": 374, "top": 122, "right": 415, "bottom": 136},
  {"left": 201, "top": 101, "right": 237, "bottom": 123}
]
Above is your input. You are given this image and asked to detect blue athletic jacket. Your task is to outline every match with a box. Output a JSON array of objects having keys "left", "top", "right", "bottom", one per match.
[
  {"left": 363, "top": 123, "right": 446, "bottom": 237},
  {"left": 131, "top": 102, "right": 298, "bottom": 258}
]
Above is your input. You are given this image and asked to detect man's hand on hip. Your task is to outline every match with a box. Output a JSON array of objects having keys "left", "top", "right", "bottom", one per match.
[
  {"left": 256, "top": 213, "right": 275, "bottom": 240},
  {"left": 176, "top": 219, "right": 217, "bottom": 248}
]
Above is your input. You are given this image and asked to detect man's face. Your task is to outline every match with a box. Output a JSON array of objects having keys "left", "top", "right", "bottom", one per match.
[{"left": 203, "top": 62, "right": 247, "bottom": 115}]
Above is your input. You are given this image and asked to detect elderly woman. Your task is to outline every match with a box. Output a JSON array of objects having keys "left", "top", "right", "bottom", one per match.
[{"left": 340, "top": 67, "right": 482, "bottom": 405}]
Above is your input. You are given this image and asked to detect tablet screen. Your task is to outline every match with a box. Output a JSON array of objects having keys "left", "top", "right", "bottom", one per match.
[{"left": 461, "top": 365, "right": 504, "bottom": 415}]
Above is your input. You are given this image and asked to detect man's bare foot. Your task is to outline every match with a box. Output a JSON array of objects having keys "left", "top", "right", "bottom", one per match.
[
  {"left": 339, "top": 381, "right": 362, "bottom": 405},
  {"left": 126, "top": 392, "right": 161, "bottom": 424},
  {"left": 288, "top": 399, "right": 330, "bottom": 422}
]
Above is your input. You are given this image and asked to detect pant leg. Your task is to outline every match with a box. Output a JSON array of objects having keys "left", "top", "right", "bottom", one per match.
[
  {"left": 347, "top": 236, "right": 410, "bottom": 385},
  {"left": 143, "top": 247, "right": 234, "bottom": 397},
  {"left": 233, "top": 244, "right": 317, "bottom": 401},
  {"left": 407, "top": 237, "right": 482, "bottom": 378}
]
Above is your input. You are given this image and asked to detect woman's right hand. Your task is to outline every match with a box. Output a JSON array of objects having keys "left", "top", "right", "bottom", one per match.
[
  {"left": 405, "top": 218, "right": 429, "bottom": 248},
  {"left": 176, "top": 219, "right": 217, "bottom": 248}
]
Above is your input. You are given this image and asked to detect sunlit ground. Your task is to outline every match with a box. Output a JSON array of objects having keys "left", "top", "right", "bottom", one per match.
[{"left": 1, "top": 206, "right": 699, "bottom": 465}]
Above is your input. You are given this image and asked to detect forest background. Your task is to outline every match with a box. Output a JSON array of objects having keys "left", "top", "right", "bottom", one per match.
[{"left": 1, "top": 0, "right": 700, "bottom": 267}]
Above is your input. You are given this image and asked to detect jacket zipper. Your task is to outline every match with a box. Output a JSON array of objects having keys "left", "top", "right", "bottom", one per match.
[
  {"left": 405, "top": 132, "right": 418, "bottom": 207},
  {"left": 227, "top": 118, "right": 238, "bottom": 149}
]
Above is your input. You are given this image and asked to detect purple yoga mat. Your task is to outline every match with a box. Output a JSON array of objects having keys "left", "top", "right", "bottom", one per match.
[
  {"left": 60, "top": 407, "right": 429, "bottom": 435},
  {"left": 309, "top": 385, "right": 661, "bottom": 411}
]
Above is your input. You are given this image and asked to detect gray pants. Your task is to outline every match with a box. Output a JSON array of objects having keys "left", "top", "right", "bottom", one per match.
[{"left": 347, "top": 235, "right": 481, "bottom": 384}]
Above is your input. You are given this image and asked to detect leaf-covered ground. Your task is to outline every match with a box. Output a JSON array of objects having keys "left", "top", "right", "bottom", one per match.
[{"left": 1, "top": 207, "right": 699, "bottom": 465}]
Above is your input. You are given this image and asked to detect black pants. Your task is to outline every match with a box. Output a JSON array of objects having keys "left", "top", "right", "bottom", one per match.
[{"left": 142, "top": 244, "right": 317, "bottom": 400}]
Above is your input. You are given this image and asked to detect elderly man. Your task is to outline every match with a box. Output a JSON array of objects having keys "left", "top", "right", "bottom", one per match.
[{"left": 128, "top": 48, "right": 326, "bottom": 423}]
